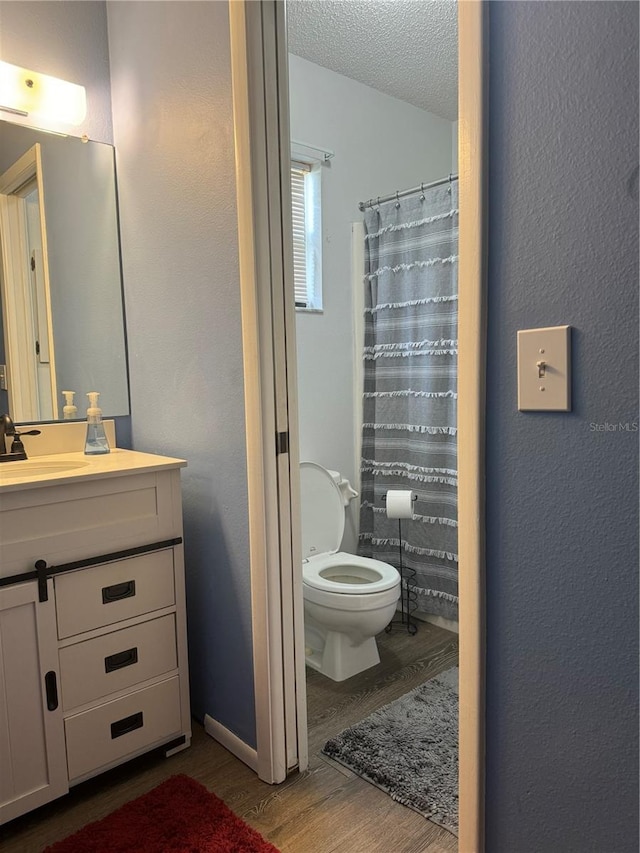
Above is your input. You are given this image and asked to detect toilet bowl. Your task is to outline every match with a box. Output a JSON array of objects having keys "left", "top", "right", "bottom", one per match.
[{"left": 300, "top": 462, "right": 400, "bottom": 682}]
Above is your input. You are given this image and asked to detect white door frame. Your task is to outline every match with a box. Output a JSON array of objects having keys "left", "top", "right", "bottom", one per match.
[
  {"left": 229, "top": 0, "right": 308, "bottom": 784},
  {"left": 457, "top": 3, "right": 488, "bottom": 849},
  {"left": 231, "top": 2, "right": 487, "bottom": 849}
]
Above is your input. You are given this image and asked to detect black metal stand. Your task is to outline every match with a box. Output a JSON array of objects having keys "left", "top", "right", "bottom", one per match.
[{"left": 385, "top": 516, "right": 418, "bottom": 636}]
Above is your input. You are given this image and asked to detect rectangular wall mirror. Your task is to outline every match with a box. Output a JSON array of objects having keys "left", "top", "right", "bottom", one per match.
[{"left": 0, "top": 119, "right": 129, "bottom": 423}]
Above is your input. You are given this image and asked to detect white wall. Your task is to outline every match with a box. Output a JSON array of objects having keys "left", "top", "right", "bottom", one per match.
[{"left": 289, "top": 54, "right": 454, "bottom": 552}]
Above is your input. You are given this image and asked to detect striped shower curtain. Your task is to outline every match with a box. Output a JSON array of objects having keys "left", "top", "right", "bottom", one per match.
[{"left": 358, "top": 182, "right": 458, "bottom": 622}]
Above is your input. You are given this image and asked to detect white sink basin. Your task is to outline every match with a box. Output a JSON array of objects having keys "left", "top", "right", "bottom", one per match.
[{"left": 0, "top": 460, "right": 90, "bottom": 479}]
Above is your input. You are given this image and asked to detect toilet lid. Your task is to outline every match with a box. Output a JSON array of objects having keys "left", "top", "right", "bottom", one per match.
[{"left": 300, "top": 462, "right": 345, "bottom": 559}]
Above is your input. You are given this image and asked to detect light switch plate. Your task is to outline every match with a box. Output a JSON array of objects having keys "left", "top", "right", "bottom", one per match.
[{"left": 517, "top": 325, "right": 571, "bottom": 411}]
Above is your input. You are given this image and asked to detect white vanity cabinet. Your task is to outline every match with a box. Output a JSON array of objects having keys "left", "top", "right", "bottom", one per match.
[
  {"left": 0, "top": 451, "right": 191, "bottom": 825},
  {"left": 0, "top": 579, "right": 68, "bottom": 824}
]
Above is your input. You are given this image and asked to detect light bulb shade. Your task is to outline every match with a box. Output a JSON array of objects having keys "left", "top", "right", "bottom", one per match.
[{"left": 0, "top": 61, "right": 86, "bottom": 126}]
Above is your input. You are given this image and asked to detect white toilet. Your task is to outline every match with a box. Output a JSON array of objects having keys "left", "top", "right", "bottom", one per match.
[{"left": 300, "top": 461, "right": 401, "bottom": 682}]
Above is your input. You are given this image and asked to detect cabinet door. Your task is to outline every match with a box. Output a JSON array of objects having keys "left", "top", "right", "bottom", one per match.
[{"left": 0, "top": 580, "right": 68, "bottom": 825}]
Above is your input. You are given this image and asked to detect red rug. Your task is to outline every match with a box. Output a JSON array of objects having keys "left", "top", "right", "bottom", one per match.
[{"left": 43, "top": 775, "right": 280, "bottom": 853}]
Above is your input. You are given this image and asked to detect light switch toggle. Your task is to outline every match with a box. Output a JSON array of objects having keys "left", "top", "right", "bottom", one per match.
[{"left": 517, "top": 325, "right": 571, "bottom": 411}]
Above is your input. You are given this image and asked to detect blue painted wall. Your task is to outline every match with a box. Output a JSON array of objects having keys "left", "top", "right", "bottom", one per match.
[
  {"left": 106, "top": 1, "right": 256, "bottom": 747},
  {"left": 486, "top": 3, "right": 639, "bottom": 851},
  {"left": 0, "top": 0, "right": 114, "bottom": 142},
  {"left": 3, "top": 0, "right": 254, "bottom": 746},
  {"left": 0, "top": 1, "right": 132, "bottom": 436}
]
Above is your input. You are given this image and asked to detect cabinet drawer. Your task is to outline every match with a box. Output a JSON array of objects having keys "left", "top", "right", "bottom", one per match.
[
  {"left": 0, "top": 470, "right": 181, "bottom": 579},
  {"left": 59, "top": 615, "right": 177, "bottom": 711},
  {"left": 55, "top": 550, "right": 175, "bottom": 639},
  {"left": 65, "top": 677, "right": 181, "bottom": 781}
]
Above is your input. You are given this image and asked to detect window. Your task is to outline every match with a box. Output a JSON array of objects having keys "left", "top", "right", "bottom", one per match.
[{"left": 291, "top": 158, "right": 322, "bottom": 311}]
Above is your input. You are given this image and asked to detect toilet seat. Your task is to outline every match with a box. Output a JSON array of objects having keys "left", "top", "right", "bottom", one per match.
[
  {"left": 303, "top": 552, "right": 400, "bottom": 595},
  {"left": 300, "top": 462, "right": 399, "bottom": 598}
]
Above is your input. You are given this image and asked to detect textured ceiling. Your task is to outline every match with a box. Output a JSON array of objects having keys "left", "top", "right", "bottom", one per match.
[{"left": 286, "top": 0, "right": 458, "bottom": 121}]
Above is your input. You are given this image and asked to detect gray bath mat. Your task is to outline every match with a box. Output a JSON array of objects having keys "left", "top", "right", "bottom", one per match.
[{"left": 322, "top": 667, "right": 458, "bottom": 834}]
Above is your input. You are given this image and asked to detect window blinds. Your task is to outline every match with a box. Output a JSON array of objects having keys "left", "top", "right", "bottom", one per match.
[{"left": 291, "top": 161, "right": 310, "bottom": 306}]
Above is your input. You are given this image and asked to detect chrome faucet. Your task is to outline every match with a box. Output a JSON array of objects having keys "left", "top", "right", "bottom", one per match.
[{"left": 0, "top": 414, "right": 41, "bottom": 462}]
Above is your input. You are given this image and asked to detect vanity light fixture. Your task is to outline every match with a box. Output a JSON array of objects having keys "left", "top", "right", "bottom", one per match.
[{"left": 0, "top": 61, "right": 86, "bottom": 126}]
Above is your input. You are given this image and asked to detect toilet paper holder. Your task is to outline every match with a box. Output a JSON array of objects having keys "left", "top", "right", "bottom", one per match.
[
  {"left": 381, "top": 492, "right": 417, "bottom": 509},
  {"left": 382, "top": 492, "right": 418, "bottom": 636}
]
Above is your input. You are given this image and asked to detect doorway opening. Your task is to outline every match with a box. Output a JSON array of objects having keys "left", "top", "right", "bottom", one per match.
[
  {"left": 287, "top": 2, "right": 459, "bottom": 846},
  {"left": 230, "top": 1, "right": 485, "bottom": 848},
  {"left": 0, "top": 143, "right": 57, "bottom": 422}
]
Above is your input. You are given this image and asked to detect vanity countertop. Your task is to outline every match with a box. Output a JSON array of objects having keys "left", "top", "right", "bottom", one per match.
[{"left": 0, "top": 449, "right": 187, "bottom": 493}]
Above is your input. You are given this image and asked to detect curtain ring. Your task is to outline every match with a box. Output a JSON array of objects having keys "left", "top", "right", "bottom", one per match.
[
  {"left": 395, "top": 190, "right": 401, "bottom": 209},
  {"left": 419, "top": 182, "right": 425, "bottom": 201},
  {"left": 447, "top": 173, "right": 453, "bottom": 194},
  {"left": 375, "top": 196, "right": 381, "bottom": 211}
]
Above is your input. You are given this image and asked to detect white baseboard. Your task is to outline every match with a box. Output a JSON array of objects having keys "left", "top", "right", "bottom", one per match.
[
  {"left": 404, "top": 606, "right": 459, "bottom": 635},
  {"left": 419, "top": 612, "right": 459, "bottom": 634},
  {"left": 203, "top": 714, "right": 258, "bottom": 773}
]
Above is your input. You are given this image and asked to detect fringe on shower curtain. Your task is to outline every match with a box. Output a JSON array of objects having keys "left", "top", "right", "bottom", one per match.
[{"left": 358, "top": 183, "right": 459, "bottom": 622}]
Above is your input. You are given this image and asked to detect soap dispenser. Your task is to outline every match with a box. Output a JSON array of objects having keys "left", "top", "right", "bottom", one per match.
[
  {"left": 62, "top": 390, "right": 78, "bottom": 419},
  {"left": 84, "top": 391, "right": 110, "bottom": 455}
]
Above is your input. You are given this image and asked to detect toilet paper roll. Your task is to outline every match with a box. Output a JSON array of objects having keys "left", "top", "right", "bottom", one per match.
[{"left": 385, "top": 489, "right": 415, "bottom": 519}]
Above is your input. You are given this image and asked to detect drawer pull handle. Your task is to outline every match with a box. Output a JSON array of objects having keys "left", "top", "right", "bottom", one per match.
[
  {"left": 111, "top": 711, "right": 144, "bottom": 740},
  {"left": 44, "top": 671, "right": 58, "bottom": 711},
  {"left": 102, "top": 580, "right": 136, "bottom": 604},
  {"left": 105, "top": 646, "right": 139, "bottom": 673}
]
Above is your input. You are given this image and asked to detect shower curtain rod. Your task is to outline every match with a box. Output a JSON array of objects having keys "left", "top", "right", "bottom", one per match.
[{"left": 358, "top": 173, "right": 458, "bottom": 212}]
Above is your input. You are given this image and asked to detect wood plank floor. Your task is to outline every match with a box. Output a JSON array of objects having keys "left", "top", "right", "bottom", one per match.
[{"left": 1, "top": 621, "right": 458, "bottom": 853}]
